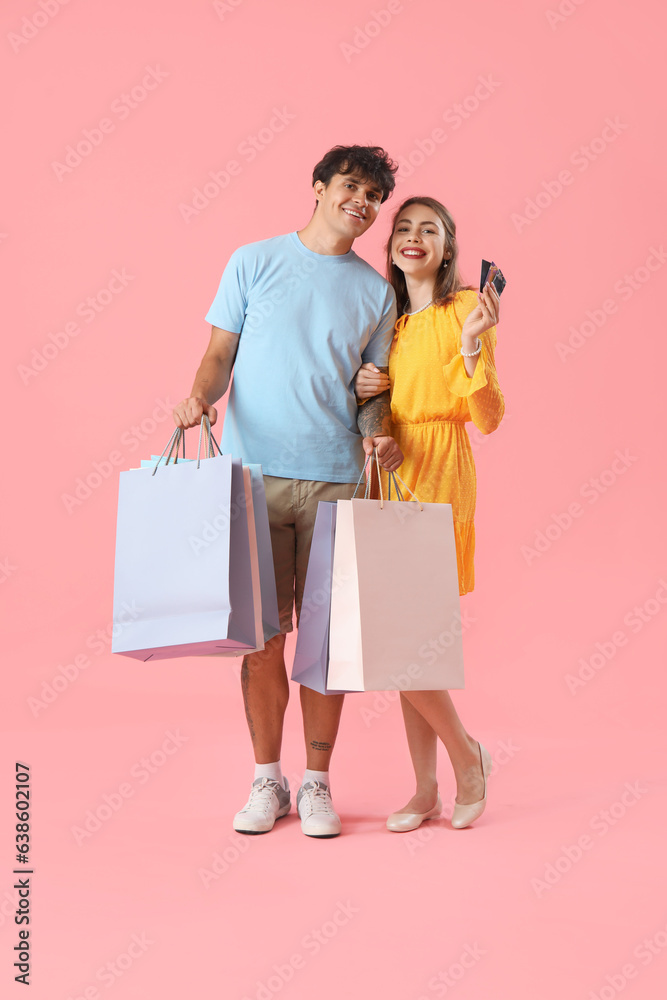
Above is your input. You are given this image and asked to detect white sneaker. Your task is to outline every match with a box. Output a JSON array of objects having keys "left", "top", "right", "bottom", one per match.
[
  {"left": 296, "top": 781, "right": 341, "bottom": 838},
  {"left": 233, "top": 777, "right": 291, "bottom": 834}
]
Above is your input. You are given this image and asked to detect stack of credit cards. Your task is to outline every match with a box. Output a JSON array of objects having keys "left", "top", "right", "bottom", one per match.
[{"left": 480, "top": 260, "right": 507, "bottom": 295}]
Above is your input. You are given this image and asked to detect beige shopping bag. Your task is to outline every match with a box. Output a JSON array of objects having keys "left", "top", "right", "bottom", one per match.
[{"left": 327, "top": 484, "right": 465, "bottom": 691}]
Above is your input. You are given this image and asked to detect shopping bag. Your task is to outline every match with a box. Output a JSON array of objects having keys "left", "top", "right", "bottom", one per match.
[
  {"left": 291, "top": 502, "right": 350, "bottom": 695},
  {"left": 245, "top": 465, "right": 281, "bottom": 643},
  {"left": 327, "top": 487, "right": 465, "bottom": 692},
  {"left": 112, "top": 423, "right": 259, "bottom": 660},
  {"left": 138, "top": 459, "right": 279, "bottom": 645},
  {"left": 206, "top": 465, "right": 265, "bottom": 657}
]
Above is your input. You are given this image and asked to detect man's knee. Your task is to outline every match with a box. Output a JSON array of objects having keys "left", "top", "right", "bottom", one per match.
[{"left": 243, "top": 633, "right": 287, "bottom": 670}]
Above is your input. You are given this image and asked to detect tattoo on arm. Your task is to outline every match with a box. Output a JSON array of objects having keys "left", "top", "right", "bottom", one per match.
[
  {"left": 357, "top": 367, "right": 392, "bottom": 438},
  {"left": 310, "top": 740, "right": 332, "bottom": 752},
  {"left": 241, "top": 660, "right": 256, "bottom": 741}
]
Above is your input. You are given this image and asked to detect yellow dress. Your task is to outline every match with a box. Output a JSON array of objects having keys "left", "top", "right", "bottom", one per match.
[{"left": 383, "top": 290, "right": 505, "bottom": 595}]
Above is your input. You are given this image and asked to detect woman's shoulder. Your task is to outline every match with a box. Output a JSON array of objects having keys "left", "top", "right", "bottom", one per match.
[
  {"left": 434, "top": 287, "right": 478, "bottom": 318},
  {"left": 456, "top": 287, "right": 479, "bottom": 302},
  {"left": 444, "top": 287, "right": 478, "bottom": 305}
]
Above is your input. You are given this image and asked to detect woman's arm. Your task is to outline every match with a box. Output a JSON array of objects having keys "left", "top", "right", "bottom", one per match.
[
  {"left": 459, "top": 282, "right": 500, "bottom": 378},
  {"left": 463, "top": 333, "right": 505, "bottom": 435},
  {"left": 443, "top": 286, "right": 505, "bottom": 435}
]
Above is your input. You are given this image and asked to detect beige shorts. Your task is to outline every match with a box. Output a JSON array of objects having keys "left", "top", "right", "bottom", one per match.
[{"left": 263, "top": 476, "right": 359, "bottom": 634}]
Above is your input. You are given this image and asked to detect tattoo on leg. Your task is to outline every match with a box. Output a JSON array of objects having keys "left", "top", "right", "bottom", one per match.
[
  {"left": 310, "top": 740, "right": 332, "bottom": 752},
  {"left": 241, "top": 660, "right": 256, "bottom": 741}
]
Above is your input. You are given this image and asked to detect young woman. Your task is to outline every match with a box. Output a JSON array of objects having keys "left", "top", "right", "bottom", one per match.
[{"left": 356, "top": 196, "right": 504, "bottom": 831}]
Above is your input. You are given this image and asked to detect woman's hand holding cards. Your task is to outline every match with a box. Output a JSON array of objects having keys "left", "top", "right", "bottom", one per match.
[{"left": 461, "top": 281, "right": 501, "bottom": 346}]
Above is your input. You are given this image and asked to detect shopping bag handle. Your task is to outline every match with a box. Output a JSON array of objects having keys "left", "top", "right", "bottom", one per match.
[
  {"left": 195, "top": 414, "right": 222, "bottom": 468},
  {"left": 352, "top": 451, "right": 424, "bottom": 511},
  {"left": 151, "top": 427, "right": 184, "bottom": 474},
  {"left": 151, "top": 414, "right": 222, "bottom": 475},
  {"left": 387, "top": 471, "right": 403, "bottom": 502},
  {"left": 353, "top": 448, "right": 383, "bottom": 502},
  {"left": 388, "top": 470, "right": 423, "bottom": 510}
]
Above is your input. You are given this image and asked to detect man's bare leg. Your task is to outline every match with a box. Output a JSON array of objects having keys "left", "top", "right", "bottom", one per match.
[
  {"left": 240, "top": 633, "right": 289, "bottom": 763},
  {"left": 300, "top": 687, "right": 345, "bottom": 771},
  {"left": 233, "top": 633, "right": 293, "bottom": 834},
  {"left": 297, "top": 686, "right": 345, "bottom": 836}
]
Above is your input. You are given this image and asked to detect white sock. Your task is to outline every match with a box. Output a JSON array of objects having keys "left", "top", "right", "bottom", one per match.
[
  {"left": 254, "top": 761, "right": 284, "bottom": 786},
  {"left": 303, "top": 768, "right": 330, "bottom": 788}
]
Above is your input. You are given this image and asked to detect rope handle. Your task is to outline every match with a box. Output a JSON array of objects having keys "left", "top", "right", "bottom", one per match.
[
  {"left": 196, "top": 414, "right": 222, "bottom": 468},
  {"left": 352, "top": 451, "right": 423, "bottom": 510},
  {"left": 352, "top": 448, "right": 384, "bottom": 504},
  {"left": 389, "top": 469, "right": 424, "bottom": 510},
  {"left": 152, "top": 414, "right": 222, "bottom": 476},
  {"left": 388, "top": 470, "right": 404, "bottom": 502}
]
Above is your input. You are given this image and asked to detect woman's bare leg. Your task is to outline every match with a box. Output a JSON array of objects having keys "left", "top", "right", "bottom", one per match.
[
  {"left": 392, "top": 694, "right": 439, "bottom": 813},
  {"left": 401, "top": 690, "right": 485, "bottom": 805}
]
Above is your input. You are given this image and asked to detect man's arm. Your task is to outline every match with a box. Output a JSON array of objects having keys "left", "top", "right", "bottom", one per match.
[
  {"left": 357, "top": 387, "right": 392, "bottom": 439},
  {"left": 173, "top": 326, "right": 240, "bottom": 429},
  {"left": 356, "top": 365, "right": 403, "bottom": 473}
]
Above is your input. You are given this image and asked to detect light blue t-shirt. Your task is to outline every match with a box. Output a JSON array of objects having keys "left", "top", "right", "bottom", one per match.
[{"left": 205, "top": 231, "right": 397, "bottom": 482}]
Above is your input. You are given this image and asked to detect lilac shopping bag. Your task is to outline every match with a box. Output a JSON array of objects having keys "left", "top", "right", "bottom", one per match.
[
  {"left": 291, "top": 502, "right": 350, "bottom": 695},
  {"left": 207, "top": 465, "right": 265, "bottom": 657},
  {"left": 245, "top": 465, "right": 280, "bottom": 643},
  {"left": 138, "top": 458, "right": 279, "bottom": 645},
  {"left": 112, "top": 424, "right": 259, "bottom": 661}
]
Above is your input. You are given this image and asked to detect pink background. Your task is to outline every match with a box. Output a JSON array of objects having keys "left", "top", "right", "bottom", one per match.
[{"left": 2, "top": 0, "right": 666, "bottom": 997}]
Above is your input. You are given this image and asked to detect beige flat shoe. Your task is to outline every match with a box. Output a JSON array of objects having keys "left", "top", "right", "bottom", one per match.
[
  {"left": 451, "top": 742, "right": 493, "bottom": 829},
  {"left": 386, "top": 794, "right": 443, "bottom": 833}
]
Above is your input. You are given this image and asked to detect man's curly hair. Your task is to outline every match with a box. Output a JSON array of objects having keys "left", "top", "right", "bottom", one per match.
[{"left": 311, "top": 145, "right": 398, "bottom": 205}]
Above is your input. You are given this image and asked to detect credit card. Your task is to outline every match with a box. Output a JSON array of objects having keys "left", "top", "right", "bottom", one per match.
[{"left": 480, "top": 259, "right": 506, "bottom": 296}]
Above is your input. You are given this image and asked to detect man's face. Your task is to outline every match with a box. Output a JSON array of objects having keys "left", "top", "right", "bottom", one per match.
[{"left": 313, "top": 172, "right": 383, "bottom": 240}]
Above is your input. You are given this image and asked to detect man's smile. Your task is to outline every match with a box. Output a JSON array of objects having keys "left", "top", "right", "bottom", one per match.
[{"left": 342, "top": 207, "right": 366, "bottom": 221}]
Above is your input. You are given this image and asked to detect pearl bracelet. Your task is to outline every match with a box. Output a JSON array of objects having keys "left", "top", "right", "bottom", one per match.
[{"left": 461, "top": 338, "right": 481, "bottom": 358}]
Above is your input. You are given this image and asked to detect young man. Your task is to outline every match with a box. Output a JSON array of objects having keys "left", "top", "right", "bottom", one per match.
[{"left": 172, "top": 145, "right": 402, "bottom": 838}]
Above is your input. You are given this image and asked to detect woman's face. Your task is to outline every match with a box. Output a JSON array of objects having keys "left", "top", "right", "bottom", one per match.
[{"left": 391, "top": 204, "right": 449, "bottom": 280}]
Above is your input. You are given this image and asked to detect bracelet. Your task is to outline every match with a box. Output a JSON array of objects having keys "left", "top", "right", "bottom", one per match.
[{"left": 461, "top": 338, "right": 481, "bottom": 358}]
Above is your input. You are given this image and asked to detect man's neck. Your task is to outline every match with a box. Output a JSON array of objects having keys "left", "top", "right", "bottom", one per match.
[{"left": 296, "top": 218, "right": 354, "bottom": 257}]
